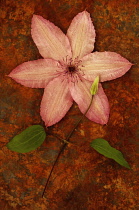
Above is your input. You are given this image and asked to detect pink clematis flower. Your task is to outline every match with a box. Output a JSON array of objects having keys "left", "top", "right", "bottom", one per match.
[{"left": 9, "top": 11, "right": 132, "bottom": 127}]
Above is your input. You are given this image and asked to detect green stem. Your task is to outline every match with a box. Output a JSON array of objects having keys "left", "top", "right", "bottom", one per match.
[
  {"left": 47, "top": 132, "right": 76, "bottom": 146},
  {"left": 65, "top": 97, "right": 93, "bottom": 141},
  {"left": 42, "top": 96, "right": 93, "bottom": 197},
  {"left": 42, "top": 143, "right": 67, "bottom": 198},
  {"left": 47, "top": 132, "right": 65, "bottom": 142}
]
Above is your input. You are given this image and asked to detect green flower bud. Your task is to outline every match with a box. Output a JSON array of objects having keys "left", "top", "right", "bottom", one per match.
[{"left": 90, "top": 76, "right": 99, "bottom": 95}]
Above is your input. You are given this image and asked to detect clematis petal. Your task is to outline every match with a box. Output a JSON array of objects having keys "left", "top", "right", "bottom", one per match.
[
  {"left": 40, "top": 76, "right": 73, "bottom": 127},
  {"left": 31, "top": 15, "right": 72, "bottom": 61},
  {"left": 80, "top": 52, "right": 132, "bottom": 82},
  {"left": 69, "top": 78, "right": 109, "bottom": 124},
  {"left": 8, "top": 59, "right": 62, "bottom": 88},
  {"left": 67, "top": 11, "right": 96, "bottom": 60}
]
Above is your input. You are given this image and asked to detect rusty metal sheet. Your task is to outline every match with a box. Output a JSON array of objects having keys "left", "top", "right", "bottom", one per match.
[{"left": 0, "top": 0, "right": 139, "bottom": 209}]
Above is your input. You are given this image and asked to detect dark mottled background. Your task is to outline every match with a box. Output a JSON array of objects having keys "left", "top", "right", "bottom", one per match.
[{"left": 0, "top": 0, "right": 139, "bottom": 209}]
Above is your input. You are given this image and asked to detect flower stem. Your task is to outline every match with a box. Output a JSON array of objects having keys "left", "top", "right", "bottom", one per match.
[
  {"left": 47, "top": 132, "right": 77, "bottom": 146},
  {"left": 65, "top": 96, "right": 93, "bottom": 141},
  {"left": 42, "top": 96, "right": 93, "bottom": 197}
]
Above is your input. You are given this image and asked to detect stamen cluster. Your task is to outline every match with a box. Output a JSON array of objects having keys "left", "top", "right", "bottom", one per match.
[{"left": 57, "top": 56, "right": 84, "bottom": 83}]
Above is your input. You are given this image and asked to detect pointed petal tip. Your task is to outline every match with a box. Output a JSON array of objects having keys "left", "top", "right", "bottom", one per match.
[
  {"left": 32, "top": 14, "right": 37, "bottom": 22},
  {"left": 76, "top": 10, "right": 92, "bottom": 22},
  {"left": 31, "top": 14, "right": 43, "bottom": 26},
  {"left": 5, "top": 74, "right": 12, "bottom": 79},
  {"left": 32, "top": 14, "right": 37, "bottom": 18},
  {"left": 100, "top": 117, "right": 109, "bottom": 125},
  {"left": 31, "top": 14, "right": 46, "bottom": 26},
  {"left": 80, "top": 10, "right": 90, "bottom": 15},
  {"left": 8, "top": 72, "right": 13, "bottom": 78},
  {"left": 131, "top": 62, "right": 134, "bottom": 66},
  {"left": 94, "top": 109, "right": 109, "bottom": 125},
  {"left": 32, "top": 14, "right": 41, "bottom": 20},
  {"left": 44, "top": 118, "right": 58, "bottom": 127}
]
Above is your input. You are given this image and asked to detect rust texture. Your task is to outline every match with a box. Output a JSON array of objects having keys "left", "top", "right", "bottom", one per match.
[{"left": 0, "top": 0, "right": 139, "bottom": 209}]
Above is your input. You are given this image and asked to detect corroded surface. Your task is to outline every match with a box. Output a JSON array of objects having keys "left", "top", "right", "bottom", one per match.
[{"left": 0, "top": 0, "right": 139, "bottom": 209}]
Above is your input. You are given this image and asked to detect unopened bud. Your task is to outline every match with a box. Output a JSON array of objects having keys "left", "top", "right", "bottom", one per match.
[{"left": 90, "top": 76, "right": 99, "bottom": 95}]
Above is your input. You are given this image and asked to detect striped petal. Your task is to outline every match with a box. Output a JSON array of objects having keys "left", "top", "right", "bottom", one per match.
[
  {"left": 8, "top": 59, "right": 61, "bottom": 88},
  {"left": 67, "top": 11, "right": 96, "bottom": 60},
  {"left": 40, "top": 76, "right": 73, "bottom": 127},
  {"left": 69, "top": 77, "right": 109, "bottom": 124},
  {"left": 80, "top": 52, "right": 132, "bottom": 82},
  {"left": 31, "top": 15, "right": 72, "bottom": 61}
]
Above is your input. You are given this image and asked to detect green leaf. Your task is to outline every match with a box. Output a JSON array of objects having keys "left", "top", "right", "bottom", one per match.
[
  {"left": 6, "top": 125, "right": 46, "bottom": 153},
  {"left": 90, "top": 138, "right": 130, "bottom": 169}
]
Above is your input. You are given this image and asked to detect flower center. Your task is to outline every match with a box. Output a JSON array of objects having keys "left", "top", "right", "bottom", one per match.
[
  {"left": 56, "top": 56, "right": 85, "bottom": 83},
  {"left": 68, "top": 66, "right": 76, "bottom": 73}
]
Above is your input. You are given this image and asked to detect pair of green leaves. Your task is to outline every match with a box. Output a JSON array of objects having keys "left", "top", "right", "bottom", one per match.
[{"left": 6, "top": 125, "right": 130, "bottom": 169}]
